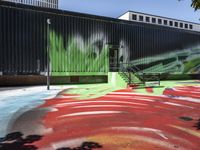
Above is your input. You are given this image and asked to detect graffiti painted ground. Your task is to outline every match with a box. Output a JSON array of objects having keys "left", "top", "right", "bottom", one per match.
[{"left": 1, "top": 81, "right": 200, "bottom": 150}]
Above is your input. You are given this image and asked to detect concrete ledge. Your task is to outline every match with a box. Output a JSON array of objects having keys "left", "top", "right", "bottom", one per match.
[{"left": 0, "top": 75, "right": 108, "bottom": 86}]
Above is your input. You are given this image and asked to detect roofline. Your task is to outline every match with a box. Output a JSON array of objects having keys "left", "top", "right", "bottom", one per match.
[
  {"left": 118, "top": 11, "right": 131, "bottom": 19},
  {"left": 119, "top": 10, "right": 200, "bottom": 25},
  {"left": 0, "top": 1, "right": 121, "bottom": 23},
  {"left": 1, "top": 1, "right": 200, "bottom": 34}
]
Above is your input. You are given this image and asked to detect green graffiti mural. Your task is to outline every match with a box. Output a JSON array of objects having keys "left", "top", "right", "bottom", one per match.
[
  {"left": 130, "top": 46, "right": 200, "bottom": 74},
  {"left": 49, "top": 30, "right": 109, "bottom": 75},
  {"left": 49, "top": 30, "right": 200, "bottom": 78}
]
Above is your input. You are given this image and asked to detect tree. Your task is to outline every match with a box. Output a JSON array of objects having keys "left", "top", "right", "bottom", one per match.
[
  {"left": 191, "top": 0, "right": 200, "bottom": 10},
  {"left": 179, "top": 0, "right": 200, "bottom": 10}
]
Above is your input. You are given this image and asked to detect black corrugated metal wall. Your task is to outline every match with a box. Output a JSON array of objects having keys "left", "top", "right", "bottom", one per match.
[
  {"left": 0, "top": 1, "right": 200, "bottom": 75},
  {"left": 0, "top": 3, "right": 47, "bottom": 75}
]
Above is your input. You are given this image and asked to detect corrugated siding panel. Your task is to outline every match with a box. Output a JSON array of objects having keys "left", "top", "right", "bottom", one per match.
[{"left": 0, "top": 2, "right": 200, "bottom": 75}]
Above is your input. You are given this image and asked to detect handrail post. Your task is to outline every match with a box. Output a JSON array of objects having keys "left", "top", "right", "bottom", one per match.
[
  {"left": 129, "top": 71, "right": 131, "bottom": 85},
  {"left": 47, "top": 18, "right": 51, "bottom": 90},
  {"left": 158, "top": 73, "right": 161, "bottom": 86},
  {"left": 143, "top": 72, "right": 145, "bottom": 85}
]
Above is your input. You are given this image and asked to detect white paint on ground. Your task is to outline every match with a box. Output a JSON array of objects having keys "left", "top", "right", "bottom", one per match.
[
  {"left": 172, "top": 88, "right": 200, "bottom": 94},
  {"left": 106, "top": 95, "right": 133, "bottom": 98},
  {"left": 110, "top": 92, "right": 146, "bottom": 95},
  {"left": 54, "top": 100, "right": 148, "bottom": 108},
  {"left": 52, "top": 95, "right": 80, "bottom": 99},
  {"left": 72, "top": 105, "right": 144, "bottom": 109},
  {"left": 173, "top": 97, "right": 200, "bottom": 103},
  {"left": 52, "top": 138, "right": 86, "bottom": 150},
  {"left": 105, "top": 95, "right": 155, "bottom": 102},
  {"left": 112, "top": 127, "right": 169, "bottom": 140},
  {"left": 58, "top": 111, "right": 124, "bottom": 118},
  {"left": 162, "top": 102, "right": 193, "bottom": 108},
  {"left": 0, "top": 86, "right": 76, "bottom": 137}
]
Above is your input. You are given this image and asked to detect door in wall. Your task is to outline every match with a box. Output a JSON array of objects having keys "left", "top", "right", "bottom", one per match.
[{"left": 109, "top": 49, "right": 119, "bottom": 72}]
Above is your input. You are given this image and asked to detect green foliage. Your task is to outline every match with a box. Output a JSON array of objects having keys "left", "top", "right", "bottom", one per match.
[
  {"left": 191, "top": 0, "right": 200, "bottom": 10},
  {"left": 49, "top": 30, "right": 109, "bottom": 74},
  {"left": 179, "top": 0, "right": 200, "bottom": 10}
]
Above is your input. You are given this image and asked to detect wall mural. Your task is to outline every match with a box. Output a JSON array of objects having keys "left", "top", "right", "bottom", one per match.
[
  {"left": 49, "top": 28, "right": 200, "bottom": 78},
  {"left": 49, "top": 30, "right": 109, "bottom": 74},
  {"left": 49, "top": 30, "right": 131, "bottom": 75},
  {"left": 130, "top": 45, "right": 200, "bottom": 74}
]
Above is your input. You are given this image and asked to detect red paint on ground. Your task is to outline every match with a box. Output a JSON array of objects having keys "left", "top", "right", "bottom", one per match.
[
  {"left": 163, "top": 86, "right": 200, "bottom": 99},
  {"left": 146, "top": 87, "right": 154, "bottom": 93},
  {"left": 33, "top": 85, "right": 200, "bottom": 150}
]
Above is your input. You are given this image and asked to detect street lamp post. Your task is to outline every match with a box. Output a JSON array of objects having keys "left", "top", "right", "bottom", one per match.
[{"left": 47, "top": 18, "right": 51, "bottom": 90}]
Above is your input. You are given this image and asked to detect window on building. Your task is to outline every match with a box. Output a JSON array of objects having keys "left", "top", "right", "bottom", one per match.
[
  {"left": 164, "top": 20, "right": 168, "bottom": 25},
  {"left": 180, "top": 23, "right": 183, "bottom": 28},
  {"left": 152, "top": 18, "right": 156, "bottom": 23},
  {"left": 139, "top": 15, "right": 144, "bottom": 21},
  {"left": 132, "top": 14, "right": 137, "bottom": 20},
  {"left": 175, "top": 22, "right": 178, "bottom": 27},
  {"left": 146, "top": 16, "right": 150, "bottom": 22},
  {"left": 158, "top": 19, "right": 162, "bottom": 24},
  {"left": 185, "top": 24, "right": 188, "bottom": 29},
  {"left": 189, "top": 24, "right": 193, "bottom": 29},
  {"left": 169, "top": 21, "right": 173, "bottom": 26}
]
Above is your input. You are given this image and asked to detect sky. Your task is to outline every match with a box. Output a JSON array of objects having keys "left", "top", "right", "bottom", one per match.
[{"left": 59, "top": 0, "right": 200, "bottom": 23}]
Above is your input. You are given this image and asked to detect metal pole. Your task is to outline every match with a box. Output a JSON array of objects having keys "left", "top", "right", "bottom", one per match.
[
  {"left": 143, "top": 73, "right": 145, "bottom": 85},
  {"left": 129, "top": 72, "right": 131, "bottom": 85},
  {"left": 158, "top": 73, "right": 161, "bottom": 86},
  {"left": 47, "top": 19, "right": 51, "bottom": 90}
]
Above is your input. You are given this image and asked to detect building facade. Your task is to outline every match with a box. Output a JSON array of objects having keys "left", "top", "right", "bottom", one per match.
[
  {"left": 2, "top": 0, "right": 58, "bottom": 9},
  {"left": 0, "top": 1, "right": 200, "bottom": 80},
  {"left": 119, "top": 11, "right": 200, "bottom": 32}
]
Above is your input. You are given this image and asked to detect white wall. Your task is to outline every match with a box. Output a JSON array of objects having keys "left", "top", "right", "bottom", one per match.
[{"left": 118, "top": 11, "right": 200, "bottom": 32}]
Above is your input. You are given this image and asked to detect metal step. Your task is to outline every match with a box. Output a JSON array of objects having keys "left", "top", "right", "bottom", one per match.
[{"left": 117, "top": 63, "right": 161, "bottom": 87}]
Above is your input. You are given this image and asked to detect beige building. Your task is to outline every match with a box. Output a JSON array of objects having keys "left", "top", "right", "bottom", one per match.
[{"left": 2, "top": 0, "right": 59, "bottom": 9}]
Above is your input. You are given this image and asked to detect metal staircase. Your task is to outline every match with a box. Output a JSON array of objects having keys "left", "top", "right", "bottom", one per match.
[{"left": 118, "top": 63, "right": 161, "bottom": 87}]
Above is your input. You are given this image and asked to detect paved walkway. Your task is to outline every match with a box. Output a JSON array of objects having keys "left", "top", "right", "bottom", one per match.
[{"left": 0, "top": 81, "right": 200, "bottom": 150}]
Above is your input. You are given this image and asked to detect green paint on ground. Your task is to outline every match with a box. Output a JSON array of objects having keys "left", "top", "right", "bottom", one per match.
[
  {"left": 134, "top": 80, "right": 200, "bottom": 96},
  {"left": 62, "top": 83, "right": 123, "bottom": 99},
  {"left": 61, "top": 79, "right": 200, "bottom": 99}
]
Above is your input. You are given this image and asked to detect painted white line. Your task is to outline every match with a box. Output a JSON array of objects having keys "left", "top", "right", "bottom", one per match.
[
  {"left": 58, "top": 111, "right": 123, "bottom": 118},
  {"left": 163, "top": 102, "right": 193, "bottom": 108},
  {"left": 172, "top": 88, "right": 200, "bottom": 94},
  {"left": 54, "top": 100, "right": 148, "bottom": 107},
  {"left": 52, "top": 138, "right": 86, "bottom": 150},
  {"left": 105, "top": 95, "right": 155, "bottom": 102},
  {"left": 72, "top": 105, "right": 144, "bottom": 109},
  {"left": 173, "top": 97, "right": 200, "bottom": 103},
  {"left": 105, "top": 95, "right": 133, "bottom": 98},
  {"left": 110, "top": 92, "right": 145, "bottom": 95},
  {"left": 112, "top": 127, "right": 168, "bottom": 140},
  {"left": 55, "top": 95, "right": 80, "bottom": 99}
]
